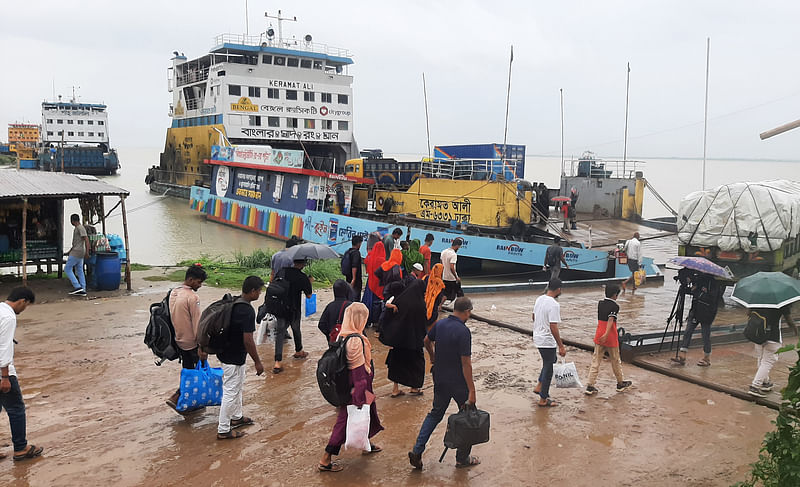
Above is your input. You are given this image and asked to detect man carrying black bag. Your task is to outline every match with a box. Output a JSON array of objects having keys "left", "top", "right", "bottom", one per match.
[{"left": 408, "top": 296, "right": 481, "bottom": 470}]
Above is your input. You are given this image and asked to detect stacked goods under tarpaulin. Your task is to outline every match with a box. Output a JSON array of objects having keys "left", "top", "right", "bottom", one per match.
[{"left": 677, "top": 180, "right": 800, "bottom": 277}]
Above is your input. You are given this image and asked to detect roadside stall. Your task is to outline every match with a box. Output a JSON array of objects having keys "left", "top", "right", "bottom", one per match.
[{"left": 0, "top": 170, "right": 132, "bottom": 290}]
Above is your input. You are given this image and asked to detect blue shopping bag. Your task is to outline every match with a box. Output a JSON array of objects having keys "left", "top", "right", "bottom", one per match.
[
  {"left": 176, "top": 360, "right": 224, "bottom": 412},
  {"left": 305, "top": 293, "right": 317, "bottom": 317}
]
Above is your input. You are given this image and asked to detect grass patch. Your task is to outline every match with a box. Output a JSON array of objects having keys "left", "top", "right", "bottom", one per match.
[
  {"left": 129, "top": 263, "right": 152, "bottom": 271},
  {"left": 233, "top": 248, "right": 275, "bottom": 269},
  {"left": 143, "top": 275, "right": 174, "bottom": 282},
  {"left": 0, "top": 154, "right": 16, "bottom": 166},
  {"left": 0, "top": 272, "right": 60, "bottom": 283}
]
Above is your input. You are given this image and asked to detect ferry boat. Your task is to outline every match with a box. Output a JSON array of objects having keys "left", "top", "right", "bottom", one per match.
[
  {"left": 173, "top": 15, "right": 659, "bottom": 279},
  {"left": 146, "top": 14, "right": 357, "bottom": 198},
  {"left": 38, "top": 96, "right": 120, "bottom": 175}
]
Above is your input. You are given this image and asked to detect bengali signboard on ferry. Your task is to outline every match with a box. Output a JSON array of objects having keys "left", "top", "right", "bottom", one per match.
[{"left": 210, "top": 145, "right": 303, "bottom": 169}]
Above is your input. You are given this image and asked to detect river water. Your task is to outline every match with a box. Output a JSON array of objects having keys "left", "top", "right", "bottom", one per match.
[{"left": 77, "top": 147, "right": 799, "bottom": 266}]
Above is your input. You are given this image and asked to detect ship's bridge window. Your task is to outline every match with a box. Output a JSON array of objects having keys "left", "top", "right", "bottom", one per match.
[
  {"left": 98, "top": 121, "right": 104, "bottom": 125},
  {"left": 228, "top": 84, "right": 241, "bottom": 96},
  {"left": 262, "top": 55, "right": 272, "bottom": 64},
  {"left": 287, "top": 117, "right": 298, "bottom": 128},
  {"left": 46, "top": 119, "right": 53, "bottom": 123},
  {"left": 268, "top": 116, "right": 280, "bottom": 127},
  {"left": 287, "top": 57, "right": 299, "bottom": 67},
  {"left": 57, "top": 131, "right": 63, "bottom": 135},
  {"left": 304, "top": 119, "right": 315, "bottom": 129},
  {"left": 47, "top": 131, "right": 53, "bottom": 136},
  {"left": 286, "top": 90, "right": 298, "bottom": 101},
  {"left": 267, "top": 88, "right": 279, "bottom": 99},
  {"left": 78, "top": 120, "right": 84, "bottom": 125},
  {"left": 303, "top": 91, "right": 315, "bottom": 102},
  {"left": 321, "top": 93, "right": 332, "bottom": 103},
  {"left": 249, "top": 86, "right": 260, "bottom": 97},
  {"left": 338, "top": 121, "right": 349, "bottom": 131},
  {"left": 57, "top": 119, "right": 63, "bottom": 124},
  {"left": 249, "top": 115, "right": 261, "bottom": 126},
  {"left": 88, "top": 132, "right": 94, "bottom": 137},
  {"left": 274, "top": 56, "right": 285, "bottom": 66},
  {"left": 338, "top": 94, "right": 349, "bottom": 105},
  {"left": 68, "top": 131, "right": 74, "bottom": 136},
  {"left": 67, "top": 120, "right": 74, "bottom": 125},
  {"left": 88, "top": 120, "right": 94, "bottom": 125},
  {"left": 313, "top": 61, "right": 323, "bottom": 70},
  {"left": 218, "top": 70, "right": 226, "bottom": 76},
  {"left": 322, "top": 120, "right": 333, "bottom": 130},
  {"left": 300, "top": 59, "right": 312, "bottom": 69}
]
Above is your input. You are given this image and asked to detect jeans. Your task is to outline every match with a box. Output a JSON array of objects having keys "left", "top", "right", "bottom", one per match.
[
  {"left": 0, "top": 376, "right": 27, "bottom": 451},
  {"left": 179, "top": 347, "right": 199, "bottom": 370},
  {"left": 586, "top": 345, "right": 624, "bottom": 386},
  {"left": 537, "top": 347, "right": 558, "bottom": 400},
  {"left": 218, "top": 363, "right": 245, "bottom": 434},
  {"left": 752, "top": 341, "right": 781, "bottom": 387},
  {"left": 412, "top": 382, "right": 471, "bottom": 464},
  {"left": 679, "top": 314, "right": 712, "bottom": 355},
  {"left": 274, "top": 314, "right": 302, "bottom": 362},
  {"left": 65, "top": 255, "right": 86, "bottom": 290}
]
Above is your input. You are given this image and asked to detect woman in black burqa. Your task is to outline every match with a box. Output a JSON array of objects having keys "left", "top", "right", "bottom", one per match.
[
  {"left": 317, "top": 279, "right": 353, "bottom": 343},
  {"left": 380, "top": 279, "right": 428, "bottom": 398}
]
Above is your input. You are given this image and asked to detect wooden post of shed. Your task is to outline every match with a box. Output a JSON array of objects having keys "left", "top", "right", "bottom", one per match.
[
  {"left": 99, "top": 196, "right": 106, "bottom": 235},
  {"left": 21, "top": 198, "right": 28, "bottom": 286},
  {"left": 120, "top": 195, "right": 132, "bottom": 291}
]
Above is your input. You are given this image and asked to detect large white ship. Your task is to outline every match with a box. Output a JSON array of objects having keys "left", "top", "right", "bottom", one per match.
[{"left": 147, "top": 11, "right": 358, "bottom": 197}]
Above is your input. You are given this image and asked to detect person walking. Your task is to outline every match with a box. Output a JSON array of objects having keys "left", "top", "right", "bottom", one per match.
[
  {"left": 532, "top": 278, "right": 566, "bottom": 407},
  {"left": 375, "top": 249, "right": 404, "bottom": 291},
  {"left": 584, "top": 284, "right": 632, "bottom": 395},
  {"left": 420, "top": 233, "right": 434, "bottom": 276},
  {"left": 423, "top": 263, "right": 446, "bottom": 329},
  {"left": 216, "top": 276, "right": 265, "bottom": 439},
  {"left": 441, "top": 237, "right": 464, "bottom": 302},
  {"left": 671, "top": 271, "right": 721, "bottom": 367},
  {"left": 408, "top": 296, "right": 479, "bottom": 470},
  {"left": 621, "top": 232, "right": 641, "bottom": 293},
  {"left": 746, "top": 305, "right": 797, "bottom": 398},
  {"left": 273, "top": 259, "right": 313, "bottom": 373},
  {"left": 317, "top": 280, "right": 352, "bottom": 343},
  {"left": 544, "top": 238, "right": 569, "bottom": 280},
  {"left": 270, "top": 236, "right": 299, "bottom": 282},
  {"left": 166, "top": 265, "right": 208, "bottom": 413},
  {"left": 381, "top": 279, "right": 428, "bottom": 397},
  {"left": 402, "top": 239, "right": 425, "bottom": 275},
  {"left": 319, "top": 303, "right": 383, "bottom": 472},
  {"left": 342, "top": 235, "right": 363, "bottom": 301},
  {"left": 362, "top": 241, "right": 386, "bottom": 327},
  {"left": 383, "top": 228, "right": 403, "bottom": 260},
  {"left": 64, "top": 213, "right": 89, "bottom": 296},
  {"left": 0, "top": 287, "right": 44, "bottom": 461}
]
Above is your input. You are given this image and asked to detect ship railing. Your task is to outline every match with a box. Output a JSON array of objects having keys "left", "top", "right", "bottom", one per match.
[
  {"left": 420, "top": 158, "right": 522, "bottom": 181},
  {"left": 213, "top": 33, "right": 352, "bottom": 58},
  {"left": 176, "top": 67, "right": 210, "bottom": 87},
  {"left": 184, "top": 99, "right": 201, "bottom": 111},
  {"left": 561, "top": 157, "right": 646, "bottom": 179}
]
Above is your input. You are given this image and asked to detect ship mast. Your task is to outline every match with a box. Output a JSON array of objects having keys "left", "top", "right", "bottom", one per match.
[{"left": 265, "top": 9, "right": 297, "bottom": 46}]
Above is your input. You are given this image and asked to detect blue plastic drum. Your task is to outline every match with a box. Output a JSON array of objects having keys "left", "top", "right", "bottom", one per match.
[{"left": 95, "top": 251, "right": 121, "bottom": 290}]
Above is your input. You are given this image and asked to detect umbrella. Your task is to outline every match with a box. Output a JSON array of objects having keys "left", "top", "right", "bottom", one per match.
[
  {"left": 667, "top": 256, "right": 733, "bottom": 280},
  {"left": 282, "top": 242, "right": 340, "bottom": 261},
  {"left": 731, "top": 271, "right": 800, "bottom": 309},
  {"left": 551, "top": 196, "right": 571, "bottom": 202}
]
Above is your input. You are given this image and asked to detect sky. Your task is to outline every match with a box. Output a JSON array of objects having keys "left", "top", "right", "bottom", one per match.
[{"left": 4, "top": 0, "right": 800, "bottom": 161}]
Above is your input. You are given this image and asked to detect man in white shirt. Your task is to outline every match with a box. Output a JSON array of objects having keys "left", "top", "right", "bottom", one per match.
[
  {"left": 0, "top": 287, "right": 43, "bottom": 461},
  {"left": 532, "top": 278, "right": 566, "bottom": 407},
  {"left": 440, "top": 237, "right": 464, "bottom": 302},
  {"left": 621, "top": 232, "right": 641, "bottom": 293}
]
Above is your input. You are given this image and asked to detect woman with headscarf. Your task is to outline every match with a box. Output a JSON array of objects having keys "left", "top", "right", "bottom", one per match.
[
  {"left": 362, "top": 241, "right": 386, "bottom": 326},
  {"left": 402, "top": 239, "right": 425, "bottom": 275},
  {"left": 374, "top": 248, "right": 404, "bottom": 289},
  {"left": 319, "top": 303, "right": 384, "bottom": 472},
  {"left": 318, "top": 279, "right": 353, "bottom": 343},
  {"left": 423, "top": 263, "right": 447, "bottom": 329},
  {"left": 380, "top": 279, "right": 428, "bottom": 397}
]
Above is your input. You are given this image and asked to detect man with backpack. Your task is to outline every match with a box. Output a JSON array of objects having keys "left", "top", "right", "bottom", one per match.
[
  {"left": 273, "top": 259, "right": 313, "bottom": 373},
  {"left": 544, "top": 238, "right": 569, "bottom": 280},
  {"left": 216, "top": 276, "right": 265, "bottom": 440},
  {"left": 166, "top": 265, "right": 208, "bottom": 413},
  {"left": 341, "top": 235, "right": 363, "bottom": 301},
  {"left": 270, "top": 236, "right": 300, "bottom": 282},
  {"left": 746, "top": 305, "right": 796, "bottom": 398}
]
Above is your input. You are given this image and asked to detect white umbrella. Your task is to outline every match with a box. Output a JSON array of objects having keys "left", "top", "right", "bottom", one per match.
[{"left": 283, "top": 242, "right": 339, "bottom": 261}]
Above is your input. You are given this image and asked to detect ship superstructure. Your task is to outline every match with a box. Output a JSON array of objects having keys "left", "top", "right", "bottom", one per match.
[
  {"left": 7, "top": 123, "right": 40, "bottom": 168},
  {"left": 150, "top": 13, "right": 357, "bottom": 197}
]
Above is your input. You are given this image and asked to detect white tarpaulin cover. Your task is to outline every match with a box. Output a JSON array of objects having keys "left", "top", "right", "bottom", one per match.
[{"left": 677, "top": 180, "right": 800, "bottom": 252}]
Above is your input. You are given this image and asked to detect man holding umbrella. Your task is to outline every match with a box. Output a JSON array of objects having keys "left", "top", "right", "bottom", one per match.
[{"left": 731, "top": 272, "right": 799, "bottom": 398}]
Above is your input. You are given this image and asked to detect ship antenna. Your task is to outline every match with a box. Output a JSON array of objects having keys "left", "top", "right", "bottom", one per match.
[
  {"left": 501, "top": 45, "right": 513, "bottom": 179},
  {"left": 245, "top": 0, "right": 249, "bottom": 36},
  {"left": 265, "top": 9, "right": 297, "bottom": 46}
]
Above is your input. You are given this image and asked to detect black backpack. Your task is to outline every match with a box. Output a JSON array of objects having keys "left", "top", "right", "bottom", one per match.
[
  {"left": 341, "top": 248, "right": 357, "bottom": 277},
  {"left": 316, "top": 334, "right": 365, "bottom": 407},
  {"left": 197, "top": 294, "right": 247, "bottom": 354},
  {"left": 261, "top": 269, "right": 292, "bottom": 319},
  {"left": 743, "top": 311, "right": 768, "bottom": 344},
  {"left": 144, "top": 289, "right": 179, "bottom": 366}
]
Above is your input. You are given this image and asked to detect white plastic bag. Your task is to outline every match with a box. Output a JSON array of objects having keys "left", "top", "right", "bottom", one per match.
[
  {"left": 344, "top": 404, "right": 371, "bottom": 451},
  {"left": 553, "top": 358, "right": 583, "bottom": 388},
  {"left": 254, "top": 320, "right": 267, "bottom": 346}
]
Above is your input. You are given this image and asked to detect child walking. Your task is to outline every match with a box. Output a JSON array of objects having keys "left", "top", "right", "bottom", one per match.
[{"left": 585, "top": 284, "right": 632, "bottom": 395}]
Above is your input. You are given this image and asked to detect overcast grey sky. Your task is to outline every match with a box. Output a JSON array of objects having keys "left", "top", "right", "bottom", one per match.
[{"left": 4, "top": 1, "right": 800, "bottom": 161}]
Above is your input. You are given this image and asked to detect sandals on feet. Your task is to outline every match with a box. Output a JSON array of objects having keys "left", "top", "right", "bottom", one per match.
[
  {"left": 537, "top": 398, "right": 558, "bottom": 408},
  {"left": 363, "top": 443, "right": 382, "bottom": 455},
  {"left": 293, "top": 351, "right": 309, "bottom": 359},
  {"left": 13, "top": 445, "right": 43, "bottom": 462},
  {"left": 230, "top": 416, "right": 254, "bottom": 429},
  {"left": 390, "top": 390, "right": 405, "bottom": 398},
  {"left": 318, "top": 462, "right": 343, "bottom": 472},
  {"left": 408, "top": 390, "right": 423, "bottom": 396},
  {"left": 456, "top": 455, "right": 481, "bottom": 468},
  {"left": 216, "top": 430, "right": 247, "bottom": 440},
  {"left": 697, "top": 358, "right": 711, "bottom": 367},
  {"left": 670, "top": 356, "right": 686, "bottom": 366},
  {"left": 272, "top": 367, "right": 284, "bottom": 374}
]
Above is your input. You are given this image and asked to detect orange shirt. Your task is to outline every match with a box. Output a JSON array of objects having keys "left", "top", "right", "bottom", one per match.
[{"left": 420, "top": 245, "right": 432, "bottom": 275}]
